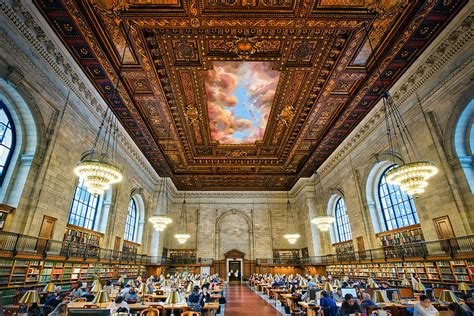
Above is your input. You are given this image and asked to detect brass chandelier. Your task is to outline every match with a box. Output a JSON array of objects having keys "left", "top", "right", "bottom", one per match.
[
  {"left": 149, "top": 178, "right": 173, "bottom": 232},
  {"left": 174, "top": 194, "right": 191, "bottom": 244},
  {"left": 284, "top": 194, "right": 300, "bottom": 244},
  {"left": 365, "top": 20, "right": 438, "bottom": 195},
  {"left": 311, "top": 173, "right": 335, "bottom": 231},
  {"left": 74, "top": 109, "right": 122, "bottom": 195}
]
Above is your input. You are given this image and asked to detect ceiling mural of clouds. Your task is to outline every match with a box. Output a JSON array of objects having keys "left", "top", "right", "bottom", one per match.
[{"left": 205, "top": 62, "right": 280, "bottom": 144}]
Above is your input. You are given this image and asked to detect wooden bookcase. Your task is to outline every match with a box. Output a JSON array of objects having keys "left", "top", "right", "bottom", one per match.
[
  {"left": 333, "top": 240, "right": 354, "bottom": 255},
  {"left": 376, "top": 224, "right": 425, "bottom": 258},
  {"left": 0, "top": 257, "right": 144, "bottom": 304},
  {"left": 273, "top": 249, "right": 301, "bottom": 261},
  {"left": 63, "top": 225, "right": 103, "bottom": 258},
  {"left": 122, "top": 241, "right": 140, "bottom": 254},
  {"left": 168, "top": 249, "right": 196, "bottom": 259},
  {"left": 326, "top": 259, "right": 474, "bottom": 286}
]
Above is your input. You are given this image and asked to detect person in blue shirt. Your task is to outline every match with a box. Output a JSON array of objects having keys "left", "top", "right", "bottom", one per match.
[
  {"left": 360, "top": 293, "right": 376, "bottom": 313},
  {"left": 320, "top": 291, "right": 337, "bottom": 308}
]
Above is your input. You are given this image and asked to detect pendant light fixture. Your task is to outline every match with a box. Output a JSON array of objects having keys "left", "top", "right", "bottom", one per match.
[
  {"left": 74, "top": 24, "right": 129, "bottom": 195},
  {"left": 149, "top": 177, "right": 173, "bottom": 232},
  {"left": 174, "top": 193, "right": 191, "bottom": 244},
  {"left": 283, "top": 193, "right": 300, "bottom": 244},
  {"left": 311, "top": 173, "right": 335, "bottom": 231},
  {"left": 364, "top": 19, "right": 438, "bottom": 195}
]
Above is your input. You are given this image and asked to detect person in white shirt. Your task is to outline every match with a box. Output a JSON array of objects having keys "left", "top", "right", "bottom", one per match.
[
  {"left": 120, "top": 284, "right": 132, "bottom": 296},
  {"left": 107, "top": 296, "right": 129, "bottom": 313},
  {"left": 414, "top": 295, "right": 439, "bottom": 316}
]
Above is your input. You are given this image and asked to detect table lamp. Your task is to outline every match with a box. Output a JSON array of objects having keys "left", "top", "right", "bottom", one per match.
[
  {"left": 43, "top": 283, "right": 56, "bottom": 293},
  {"left": 401, "top": 278, "right": 411, "bottom": 287},
  {"left": 439, "top": 290, "right": 458, "bottom": 303},
  {"left": 458, "top": 282, "right": 471, "bottom": 293},
  {"left": 91, "top": 280, "right": 102, "bottom": 293},
  {"left": 127, "top": 280, "right": 135, "bottom": 287},
  {"left": 187, "top": 282, "right": 194, "bottom": 293},
  {"left": 324, "top": 282, "right": 333, "bottom": 292},
  {"left": 333, "top": 279, "right": 342, "bottom": 288},
  {"left": 373, "top": 290, "right": 390, "bottom": 304},
  {"left": 368, "top": 279, "right": 379, "bottom": 289},
  {"left": 118, "top": 277, "right": 125, "bottom": 284},
  {"left": 138, "top": 282, "right": 148, "bottom": 305},
  {"left": 19, "top": 290, "right": 40, "bottom": 304},
  {"left": 92, "top": 290, "right": 111, "bottom": 304},
  {"left": 343, "top": 276, "right": 349, "bottom": 283},
  {"left": 415, "top": 282, "right": 426, "bottom": 293},
  {"left": 165, "top": 290, "right": 180, "bottom": 316}
]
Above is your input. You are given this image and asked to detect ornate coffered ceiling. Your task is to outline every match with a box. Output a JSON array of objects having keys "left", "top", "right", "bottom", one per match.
[{"left": 34, "top": 0, "right": 466, "bottom": 190}]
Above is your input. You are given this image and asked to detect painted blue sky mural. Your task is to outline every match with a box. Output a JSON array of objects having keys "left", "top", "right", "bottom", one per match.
[{"left": 205, "top": 62, "right": 280, "bottom": 144}]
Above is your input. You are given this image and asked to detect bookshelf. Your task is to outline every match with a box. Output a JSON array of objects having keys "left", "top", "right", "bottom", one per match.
[
  {"left": 63, "top": 225, "right": 103, "bottom": 258},
  {"left": 122, "top": 241, "right": 139, "bottom": 254},
  {"left": 376, "top": 224, "right": 425, "bottom": 258},
  {"left": 333, "top": 241, "right": 354, "bottom": 255},
  {"left": 168, "top": 249, "right": 196, "bottom": 259},
  {"left": 326, "top": 259, "right": 474, "bottom": 286},
  {"left": 273, "top": 249, "right": 301, "bottom": 261}
]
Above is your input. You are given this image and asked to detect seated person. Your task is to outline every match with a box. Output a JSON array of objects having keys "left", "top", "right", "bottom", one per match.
[
  {"left": 320, "top": 291, "right": 337, "bottom": 308},
  {"left": 103, "top": 280, "right": 113, "bottom": 294},
  {"left": 360, "top": 293, "right": 376, "bottom": 312},
  {"left": 333, "top": 289, "right": 343, "bottom": 301},
  {"left": 120, "top": 284, "right": 131, "bottom": 296},
  {"left": 380, "top": 282, "right": 391, "bottom": 290},
  {"left": 339, "top": 294, "right": 363, "bottom": 316},
  {"left": 188, "top": 285, "right": 202, "bottom": 312},
  {"left": 414, "top": 295, "right": 438, "bottom": 316},
  {"left": 107, "top": 296, "right": 130, "bottom": 313},
  {"left": 124, "top": 288, "right": 140, "bottom": 303},
  {"left": 45, "top": 293, "right": 66, "bottom": 309},
  {"left": 70, "top": 282, "right": 82, "bottom": 298},
  {"left": 302, "top": 282, "right": 318, "bottom": 302}
]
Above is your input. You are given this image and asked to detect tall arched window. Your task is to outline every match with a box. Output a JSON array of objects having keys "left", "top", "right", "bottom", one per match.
[
  {"left": 335, "top": 197, "right": 352, "bottom": 242},
  {"left": 124, "top": 198, "right": 137, "bottom": 242},
  {"left": 68, "top": 179, "right": 100, "bottom": 230},
  {"left": 378, "top": 165, "right": 419, "bottom": 231},
  {"left": 0, "top": 101, "right": 15, "bottom": 185}
]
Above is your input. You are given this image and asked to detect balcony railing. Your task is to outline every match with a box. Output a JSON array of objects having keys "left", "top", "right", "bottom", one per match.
[
  {"left": 1, "top": 230, "right": 472, "bottom": 266},
  {"left": 256, "top": 235, "right": 474, "bottom": 266}
]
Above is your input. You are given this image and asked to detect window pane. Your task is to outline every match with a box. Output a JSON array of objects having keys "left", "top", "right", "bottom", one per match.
[
  {"left": 334, "top": 197, "right": 352, "bottom": 242},
  {"left": 0, "top": 102, "right": 15, "bottom": 183},
  {"left": 67, "top": 179, "right": 100, "bottom": 230},
  {"left": 124, "top": 198, "right": 137, "bottom": 242},
  {"left": 378, "top": 165, "right": 419, "bottom": 231}
]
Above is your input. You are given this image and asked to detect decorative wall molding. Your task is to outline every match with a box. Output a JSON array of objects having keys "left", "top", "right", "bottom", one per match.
[
  {"left": 0, "top": 0, "right": 160, "bottom": 185},
  {"left": 317, "top": 11, "right": 474, "bottom": 178}
]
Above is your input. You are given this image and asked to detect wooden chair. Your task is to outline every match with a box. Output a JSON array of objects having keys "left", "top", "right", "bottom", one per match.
[
  {"left": 73, "top": 297, "right": 87, "bottom": 302},
  {"left": 181, "top": 312, "right": 201, "bottom": 316},
  {"left": 143, "top": 297, "right": 151, "bottom": 302},
  {"left": 84, "top": 304, "right": 99, "bottom": 309},
  {"left": 399, "top": 288, "right": 414, "bottom": 299},
  {"left": 139, "top": 307, "right": 161, "bottom": 316}
]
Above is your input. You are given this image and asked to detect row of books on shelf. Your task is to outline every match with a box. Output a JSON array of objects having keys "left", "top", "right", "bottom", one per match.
[
  {"left": 0, "top": 258, "right": 143, "bottom": 288},
  {"left": 326, "top": 259, "right": 474, "bottom": 284},
  {"left": 377, "top": 225, "right": 425, "bottom": 247}
]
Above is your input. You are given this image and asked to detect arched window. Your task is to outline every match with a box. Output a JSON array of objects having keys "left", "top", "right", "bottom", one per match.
[
  {"left": 68, "top": 179, "right": 100, "bottom": 230},
  {"left": 335, "top": 197, "right": 352, "bottom": 242},
  {"left": 378, "top": 165, "right": 419, "bottom": 231},
  {"left": 0, "top": 101, "right": 15, "bottom": 185},
  {"left": 124, "top": 198, "right": 138, "bottom": 242}
]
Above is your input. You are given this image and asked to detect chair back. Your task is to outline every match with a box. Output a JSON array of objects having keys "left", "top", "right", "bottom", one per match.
[
  {"left": 73, "top": 297, "right": 87, "bottom": 302},
  {"left": 140, "top": 307, "right": 161, "bottom": 316},
  {"left": 181, "top": 312, "right": 201, "bottom": 316},
  {"left": 399, "top": 288, "right": 414, "bottom": 299},
  {"left": 84, "top": 304, "right": 99, "bottom": 309}
]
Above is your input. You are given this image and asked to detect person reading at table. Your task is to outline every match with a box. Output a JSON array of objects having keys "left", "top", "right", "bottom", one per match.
[
  {"left": 124, "top": 288, "right": 140, "bottom": 303},
  {"left": 360, "top": 293, "right": 376, "bottom": 313},
  {"left": 302, "top": 282, "right": 318, "bottom": 302},
  {"left": 320, "top": 291, "right": 337, "bottom": 308},
  {"left": 45, "top": 293, "right": 66, "bottom": 309},
  {"left": 188, "top": 285, "right": 202, "bottom": 312},
  {"left": 108, "top": 296, "right": 130, "bottom": 314},
  {"left": 200, "top": 284, "right": 212, "bottom": 316},
  {"left": 70, "top": 282, "right": 82, "bottom": 298},
  {"left": 103, "top": 280, "right": 113, "bottom": 294},
  {"left": 414, "top": 295, "right": 439, "bottom": 316},
  {"left": 339, "top": 293, "right": 363, "bottom": 316}
]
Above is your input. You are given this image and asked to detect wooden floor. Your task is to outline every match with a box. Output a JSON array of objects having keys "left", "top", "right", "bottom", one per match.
[{"left": 224, "top": 285, "right": 281, "bottom": 316}]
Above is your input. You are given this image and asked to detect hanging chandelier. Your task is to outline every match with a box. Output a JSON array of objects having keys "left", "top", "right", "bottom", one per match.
[
  {"left": 149, "top": 178, "right": 173, "bottom": 232},
  {"left": 310, "top": 173, "right": 335, "bottom": 231},
  {"left": 363, "top": 19, "right": 438, "bottom": 195},
  {"left": 74, "top": 110, "right": 123, "bottom": 195},
  {"left": 283, "top": 195, "right": 300, "bottom": 244},
  {"left": 174, "top": 195, "right": 190, "bottom": 244}
]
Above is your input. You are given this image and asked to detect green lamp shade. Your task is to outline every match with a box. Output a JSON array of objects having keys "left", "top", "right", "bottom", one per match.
[
  {"left": 333, "top": 279, "right": 342, "bottom": 288},
  {"left": 127, "top": 280, "right": 135, "bottom": 287},
  {"left": 43, "top": 283, "right": 56, "bottom": 293},
  {"left": 91, "top": 280, "right": 103, "bottom": 293},
  {"left": 186, "top": 282, "right": 194, "bottom": 293},
  {"left": 373, "top": 290, "right": 390, "bottom": 304},
  {"left": 19, "top": 290, "right": 40, "bottom": 304},
  {"left": 92, "top": 290, "right": 111, "bottom": 304},
  {"left": 138, "top": 283, "right": 148, "bottom": 294},
  {"left": 439, "top": 290, "right": 458, "bottom": 303},
  {"left": 165, "top": 290, "right": 180, "bottom": 304},
  {"left": 324, "top": 282, "right": 333, "bottom": 292},
  {"left": 415, "top": 282, "right": 426, "bottom": 293},
  {"left": 401, "top": 278, "right": 411, "bottom": 287},
  {"left": 458, "top": 282, "right": 471, "bottom": 293}
]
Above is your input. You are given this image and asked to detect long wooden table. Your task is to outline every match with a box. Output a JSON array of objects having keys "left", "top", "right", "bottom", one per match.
[{"left": 298, "top": 302, "right": 320, "bottom": 316}]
